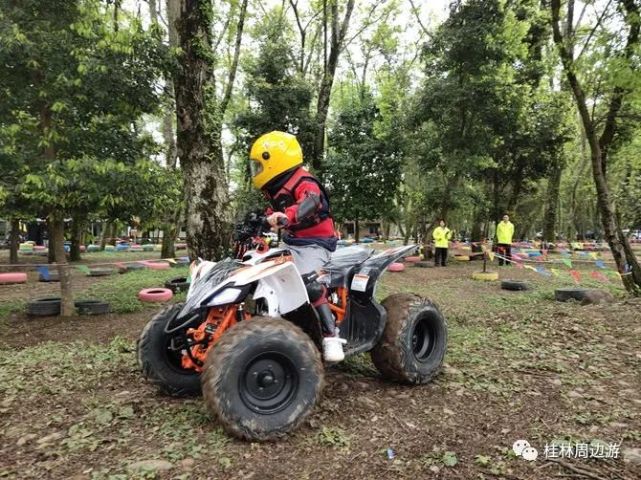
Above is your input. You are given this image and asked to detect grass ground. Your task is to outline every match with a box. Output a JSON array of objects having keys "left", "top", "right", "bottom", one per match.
[{"left": 0, "top": 256, "right": 640, "bottom": 479}]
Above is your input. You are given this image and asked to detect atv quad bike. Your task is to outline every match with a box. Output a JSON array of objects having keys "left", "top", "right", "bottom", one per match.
[{"left": 138, "top": 216, "right": 447, "bottom": 440}]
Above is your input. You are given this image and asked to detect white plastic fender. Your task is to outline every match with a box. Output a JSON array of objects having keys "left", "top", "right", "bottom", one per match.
[{"left": 247, "top": 262, "right": 309, "bottom": 316}]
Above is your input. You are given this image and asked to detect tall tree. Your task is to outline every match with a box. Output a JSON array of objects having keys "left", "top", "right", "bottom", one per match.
[
  {"left": 231, "top": 7, "right": 315, "bottom": 213},
  {"left": 170, "top": 0, "right": 247, "bottom": 260},
  {"left": 550, "top": 0, "right": 641, "bottom": 294},
  {"left": 325, "top": 89, "right": 402, "bottom": 242}
]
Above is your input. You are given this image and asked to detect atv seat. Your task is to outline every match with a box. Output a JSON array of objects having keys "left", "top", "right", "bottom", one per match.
[{"left": 321, "top": 246, "right": 373, "bottom": 287}]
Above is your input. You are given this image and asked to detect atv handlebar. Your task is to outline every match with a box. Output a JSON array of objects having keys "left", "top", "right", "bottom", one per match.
[
  {"left": 234, "top": 212, "right": 289, "bottom": 243},
  {"left": 233, "top": 212, "right": 270, "bottom": 242}
]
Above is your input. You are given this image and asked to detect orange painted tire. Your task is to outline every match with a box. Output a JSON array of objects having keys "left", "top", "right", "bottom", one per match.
[
  {"left": 143, "top": 261, "right": 170, "bottom": 270},
  {"left": 138, "top": 288, "right": 173, "bottom": 302},
  {"left": 404, "top": 256, "right": 421, "bottom": 263},
  {"left": 0, "top": 272, "right": 27, "bottom": 284},
  {"left": 387, "top": 262, "right": 405, "bottom": 272}
]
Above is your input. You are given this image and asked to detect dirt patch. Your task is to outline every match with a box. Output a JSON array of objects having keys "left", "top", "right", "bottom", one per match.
[{"left": 0, "top": 309, "right": 155, "bottom": 349}]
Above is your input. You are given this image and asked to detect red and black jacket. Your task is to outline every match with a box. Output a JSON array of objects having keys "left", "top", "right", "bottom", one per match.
[{"left": 263, "top": 167, "right": 337, "bottom": 251}]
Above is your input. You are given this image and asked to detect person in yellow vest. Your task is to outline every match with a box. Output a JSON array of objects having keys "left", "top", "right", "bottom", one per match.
[
  {"left": 496, "top": 214, "right": 515, "bottom": 266},
  {"left": 432, "top": 220, "right": 452, "bottom": 267}
]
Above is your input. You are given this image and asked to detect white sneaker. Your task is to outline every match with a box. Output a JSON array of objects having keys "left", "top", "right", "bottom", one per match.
[{"left": 322, "top": 336, "right": 347, "bottom": 362}]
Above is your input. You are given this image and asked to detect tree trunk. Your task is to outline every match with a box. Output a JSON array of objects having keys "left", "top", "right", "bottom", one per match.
[
  {"left": 403, "top": 220, "right": 412, "bottom": 246},
  {"left": 161, "top": 206, "right": 182, "bottom": 259},
  {"left": 174, "top": 0, "right": 231, "bottom": 260},
  {"left": 9, "top": 218, "right": 20, "bottom": 264},
  {"left": 543, "top": 161, "right": 562, "bottom": 243},
  {"left": 100, "top": 221, "right": 112, "bottom": 250},
  {"left": 311, "top": 0, "right": 356, "bottom": 173},
  {"left": 69, "top": 218, "right": 84, "bottom": 262},
  {"left": 354, "top": 219, "right": 360, "bottom": 243},
  {"left": 160, "top": 224, "right": 176, "bottom": 259},
  {"left": 50, "top": 212, "right": 74, "bottom": 317},
  {"left": 47, "top": 222, "right": 56, "bottom": 263}
]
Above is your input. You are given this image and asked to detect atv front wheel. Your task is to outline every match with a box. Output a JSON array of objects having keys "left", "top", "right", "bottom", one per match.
[
  {"left": 371, "top": 293, "right": 447, "bottom": 384},
  {"left": 137, "top": 304, "right": 201, "bottom": 396},
  {"left": 201, "top": 317, "right": 324, "bottom": 441}
]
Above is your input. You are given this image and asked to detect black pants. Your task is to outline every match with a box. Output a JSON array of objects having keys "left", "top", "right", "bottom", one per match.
[
  {"left": 434, "top": 247, "right": 448, "bottom": 266},
  {"left": 497, "top": 243, "right": 512, "bottom": 265}
]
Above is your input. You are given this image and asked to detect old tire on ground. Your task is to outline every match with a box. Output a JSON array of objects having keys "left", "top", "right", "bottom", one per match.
[
  {"left": 371, "top": 293, "right": 447, "bottom": 384},
  {"left": 126, "top": 262, "right": 146, "bottom": 271},
  {"left": 38, "top": 271, "right": 60, "bottom": 282},
  {"left": 88, "top": 267, "right": 115, "bottom": 277},
  {"left": 138, "top": 288, "right": 173, "bottom": 302},
  {"left": 165, "top": 276, "right": 190, "bottom": 293},
  {"left": 137, "top": 303, "right": 201, "bottom": 396},
  {"left": 501, "top": 279, "right": 530, "bottom": 291},
  {"left": 413, "top": 261, "right": 433, "bottom": 268},
  {"left": 201, "top": 317, "right": 324, "bottom": 441},
  {"left": 144, "top": 261, "right": 170, "bottom": 271},
  {"left": 387, "top": 262, "right": 405, "bottom": 272},
  {"left": 404, "top": 256, "right": 421, "bottom": 263},
  {"left": 0, "top": 272, "right": 28, "bottom": 284},
  {"left": 554, "top": 287, "right": 592, "bottom": 302},
  {"left": 75, "top": 300, "right": 111, "bottom": 315},
  {"left": 472, "top": 271, "right": 499, "bottom": 281},
  {"left": 26, "top": 297, "right": 61, "bottom": 316},
  {"left": 175, "top": 257, "right": 191, "bottom": 266}
]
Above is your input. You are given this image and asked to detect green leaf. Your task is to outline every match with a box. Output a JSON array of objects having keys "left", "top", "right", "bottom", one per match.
[{"left": 442, "top": 451, "right": 458, "bottom": 467}]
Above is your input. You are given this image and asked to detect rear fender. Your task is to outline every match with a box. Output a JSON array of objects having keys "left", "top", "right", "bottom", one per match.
[{"left": 350, "top": 245, "right": 417, "bottom": 297}]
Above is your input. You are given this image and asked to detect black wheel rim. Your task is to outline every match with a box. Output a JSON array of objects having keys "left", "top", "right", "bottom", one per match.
[
  {"left": 411, "top": 315, "right": 436, "bottom": 362},
  {"left": 239, "top": 352, "right": 299, "bottom": 415}
]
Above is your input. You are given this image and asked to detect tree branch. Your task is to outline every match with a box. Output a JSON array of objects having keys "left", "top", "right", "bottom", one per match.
[
  {"left": 212, "top": 15, "right": 231, "bottom": 54},
  {"left": 576, "top": 0, "right": 614, "bottom": 61},
  {"left": 408, "top": 0, "right": 432, "bottom": 39},
  {"left": 220, "top": 0, "right": 248, "bottom": 116},
  {"left": 343, "top": 0, "right": 386, "bottom": 47}
]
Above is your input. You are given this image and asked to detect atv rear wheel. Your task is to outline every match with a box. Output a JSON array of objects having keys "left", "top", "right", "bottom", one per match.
[
  {"left": 371, "top": 293, "right": 447, "bottom": 384},
  {"left": 137, "top": 303, "right": 201, "bottom": 396},
  {"left": 201, "top": 317, "right": 323, "bottom": 441}
]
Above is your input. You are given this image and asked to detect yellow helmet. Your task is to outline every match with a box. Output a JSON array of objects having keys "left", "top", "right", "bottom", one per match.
[{"left": 249, "top": 131, "right": 303, "bottom": 189}]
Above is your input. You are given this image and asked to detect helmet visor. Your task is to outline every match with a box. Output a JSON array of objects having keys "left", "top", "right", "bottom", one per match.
[{"left": 249, "top": 159, "right": 263, "bottom": 177}]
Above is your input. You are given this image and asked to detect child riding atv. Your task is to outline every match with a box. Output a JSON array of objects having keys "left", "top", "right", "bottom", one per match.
[{"left": 249, "top": 131, "right": 346, "bottom": 362}]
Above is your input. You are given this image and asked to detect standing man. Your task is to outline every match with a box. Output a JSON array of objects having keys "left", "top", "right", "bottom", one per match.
[
  {"left": 496, "top": 214, "right": 515, "bottom": 266},
  {"left": 249, "top": 131, "right": 346, "bottom": 362},
  {"left": 432, "top": 219, "right": 452, "bottom": 267}
]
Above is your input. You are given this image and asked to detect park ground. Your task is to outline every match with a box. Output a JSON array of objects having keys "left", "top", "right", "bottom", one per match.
[{"left": 0, "top": 249, "right": 640, "bottom": 479}]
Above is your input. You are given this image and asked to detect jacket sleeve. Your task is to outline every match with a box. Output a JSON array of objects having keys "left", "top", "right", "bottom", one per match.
[
  {"left": 432, "top": 229, "right": 441, "bottom": 241},
  {"left": 446, "top": 229, "right": 452, "bottom": 240},
  {"left": 284, "top": 179, "right": 323, "bottom": 225}
]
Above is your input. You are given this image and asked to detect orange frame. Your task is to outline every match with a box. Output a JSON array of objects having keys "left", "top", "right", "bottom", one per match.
[{"left": 180, "top": 277, "right": 350, "bottom": 371}]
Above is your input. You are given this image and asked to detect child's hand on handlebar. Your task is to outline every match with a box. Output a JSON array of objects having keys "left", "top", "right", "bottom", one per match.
[{"left": 266, "top": 212, "right": 288, "bottom": 228}]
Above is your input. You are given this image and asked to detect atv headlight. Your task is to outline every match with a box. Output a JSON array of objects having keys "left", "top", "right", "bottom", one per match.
[{"left": 205, "top": 287, "right": 244, "bottom": 307}]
